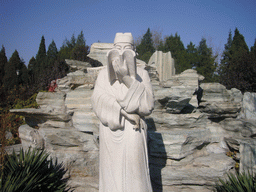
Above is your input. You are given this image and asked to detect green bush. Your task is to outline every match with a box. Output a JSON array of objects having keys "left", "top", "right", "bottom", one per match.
[
  {"left": 0, "top": 148, "right": 71, "bottom": 192},
  {"left": 215, "top": 171, "right": 256, "bottom": 192}
]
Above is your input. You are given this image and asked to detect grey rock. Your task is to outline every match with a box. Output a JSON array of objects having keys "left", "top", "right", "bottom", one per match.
[
  {"left": 65, "top": 59, "right": 91, "bottom": 70},
  {"left": 87, "top": 43, "right": 114, "bottom": 66},
  {"left": 36, "top": 92, "right": 66, "bottom": 111},
  {"left": 148, "top": 128, "right": 211, "bottom": 160},
  {"left": 18, "top": 124, "right": 44, "bottom": 150},
  {"left": 239, "top": 92, "right": 256, "bottom": 121},
  {"left": 229, "top": 88, "right": 243, "bottom": 102},
  {"left": 10, "top": 108, "right": 72, "bottom": 128},
  {"left": 152, "top": 153, "right": 234, "bottom": 186},
  {"left": 5, "top": 131, "right": 12, "bottom": 140},
  {"left": 239, "top": 139, "right": 256, "bottom": 174},
  {"left": 147, "top": 51, "right": 175, "bottom": 82},
  {"left": 199, "top": 83, "right": 241, "bottom": 118}
]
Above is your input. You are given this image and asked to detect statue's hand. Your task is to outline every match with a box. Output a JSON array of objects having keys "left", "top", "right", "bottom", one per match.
[
  {"left": 112, "top": 58, "right": 134, "bottom": 88},
  {"left": 112, "top": 58, "right": 129, "bottom": 78},
  {"left": 121, "top": 109, "right": 140, "bottom": 130}
]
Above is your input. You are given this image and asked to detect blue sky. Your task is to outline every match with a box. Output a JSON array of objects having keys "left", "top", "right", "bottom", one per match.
[{"left": 1, "top": 0, "right": 255, "bottom": 65}]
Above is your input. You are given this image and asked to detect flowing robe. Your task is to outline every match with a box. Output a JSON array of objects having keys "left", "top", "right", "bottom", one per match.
[{"left": 91, "top": 67, "right": 154, "bottom": 192}]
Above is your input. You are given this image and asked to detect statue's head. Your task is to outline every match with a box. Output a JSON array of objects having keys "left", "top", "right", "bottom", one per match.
[
  {"left": 107, "top": 32, "right": 136, "bottom": 84},
  {"left": 114, "top": 33, "right": 134, "bottom": 51}
]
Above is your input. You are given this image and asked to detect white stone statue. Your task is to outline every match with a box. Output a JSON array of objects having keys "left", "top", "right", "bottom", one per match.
[{"left": 91, "top": 32, "right": 154, "bottom": 192}]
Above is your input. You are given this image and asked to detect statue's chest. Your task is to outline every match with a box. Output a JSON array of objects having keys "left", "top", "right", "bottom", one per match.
[{"left": 110, "top": 81, "right": 128, "bottom": 101}]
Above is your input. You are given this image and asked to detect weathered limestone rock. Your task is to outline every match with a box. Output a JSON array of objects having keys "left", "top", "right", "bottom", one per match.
[
  {"left": 18, "top": 124, "right": 44, "bottom": 150},
  {"left": 239, "top": 92, "right": 256, "bottom": 121},
  {"left": 65, "top": 88, "right": 99, "bottom": 133},
  {"left": 148, "top": 128, "right": 211, "bottom": 160},
  {"left": 199, "top": 83, "right": 241, "bottom": 118},
  {"left": 36, "top": 92, "right": 66, "bottom": 112},
  {"left": 57, "top": 70, "right": 95, "bottom": 92},
  {"left": 65, "top": 59, "right": 91, "bottom": 70},
  {"left": 147, "top": 51, "right": 175, "bottom": 82},
  {"left": 87, "top": 43, "right": 114, "bottom": 66},
  {"left": 154, "top": 69, "right": 203, "bottom": 113},
  {"left": 10, "top": 108, "right": 72, "bottom": 128}
]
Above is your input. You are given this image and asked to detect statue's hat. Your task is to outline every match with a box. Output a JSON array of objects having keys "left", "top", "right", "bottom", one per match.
[{"left": 114, "top": 33, "right": 134, "bottom": 45}]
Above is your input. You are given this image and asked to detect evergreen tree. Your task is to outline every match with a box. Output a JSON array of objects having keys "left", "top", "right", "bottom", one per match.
[
  {"left": 28, "top": 56, "right": 36, "bottom": 84},
  {"left": 163, "top": 33, "right": 185, "bottom": 59},
  {"left": 196, "top": 38, "right": 217, "bottom": 82},
  {"left": 162, "top": 33, "right": 186, "bottom": 73},
  {"left": 71, "top": 31, "right": 89, "bottom": 61},
  {"left": 186, "top": 42, "right": 198, "bottom": 69},
  {"left": 70, "top": 34, "right": 77, "bottom": 48},
  {"left": 3, "top": 51, "right": 19, "bottom": 90},
  {"left": 19, "top": 59, "right": 29, "bottom": 85},
  {"left": 35, "top": 36, "right": 47, "bottom": 81},
  {"left": 0, "top": 46, "right": 8, "bottom": 86},
  {"left": 76, "top": 31, "right": 86, "bottom": 46},
  {"left": 219, "top": 30, "right": 233, "bottom": 84},
  {"left": 136, "top": 28, "right": 155, "bottom": 63},
  {"left": 219, "top": 28, "right": 253, "bottom": 91},
  {"left": 47, "top": 40, "right": 58, "bottom": 68}
]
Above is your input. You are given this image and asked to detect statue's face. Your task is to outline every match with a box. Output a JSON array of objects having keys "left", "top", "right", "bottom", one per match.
[{"left": 114, "top": 42, "right": 133, "bottom": 52}]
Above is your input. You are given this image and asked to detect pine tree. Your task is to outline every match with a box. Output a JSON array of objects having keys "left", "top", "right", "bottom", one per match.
[
  {"left": 47, "top": 40, "right": 58, "bottom": 68},
  {"left": 76, "top": 31, "right": 86, "bottom": 46},
  {"left": 162, "top": 33, "right": 186, "bottom": 73},
  {"left": 3, "top": 51, "right": 19, "bottom": 90},
  {"left": 0, "top": 46, "right": 8, "bottom": 86},
  {"left": 219, "top": 30, "right": 233, "bottom": 85},
  {"left": 71, "top": 31, "right": 89, "bottom": 61},
  {"left": 19, "top": 59, "right": 29, "bottom": 85},
  {"left": 164, "top": 33, "right": 185, "bottom": 59},
  {"left": 35, "top": 36, "right": 47, "bottom": 81},
  {"left": 186, "top": 42, "right": 198, "bottom": 69},
  {"left": 219, "top": 28, "right": 252, "bottom": 91},
  {"left": 28, "top": 56, "right": 36, "bottom": 84},
  {"left": 136, "top": 28, "right": 155, "bottom": 63},
  {"left": 196, "top": 38, "right": 217, "bottom": 82}
]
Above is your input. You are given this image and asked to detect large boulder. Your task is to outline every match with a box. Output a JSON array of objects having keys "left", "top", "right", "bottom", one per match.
[
  {"left": 239, "top": 92, "right": 256, "bottom": 121},
  {"left": 154, "top": 69, "right": 204, "bottom": 113},
  {"left": 198, "top": 83, "right": 241, "bottom": 118},
  {"left": 87, "top": 43, "right": 114, "bottom": 66}
]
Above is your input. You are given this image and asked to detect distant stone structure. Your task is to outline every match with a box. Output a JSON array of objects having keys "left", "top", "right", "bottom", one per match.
[
  {"left": 88, "top": 43, "right": 114, "bottom": 66},
  {"left": 147, "top": 51, "right": 175, "bottom": 82}
]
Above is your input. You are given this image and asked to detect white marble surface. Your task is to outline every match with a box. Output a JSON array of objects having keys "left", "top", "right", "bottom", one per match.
[{"left": 91, "top": 32, "right": 154, "bottom": 192}]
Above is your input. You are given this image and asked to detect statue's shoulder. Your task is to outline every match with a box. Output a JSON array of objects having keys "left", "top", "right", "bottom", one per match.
[
  {"left": 137, "top": 66, "right": 149, "bottom": 76},
  {"left": 97, "top": 66, "right": 108, "bottom": 77}
]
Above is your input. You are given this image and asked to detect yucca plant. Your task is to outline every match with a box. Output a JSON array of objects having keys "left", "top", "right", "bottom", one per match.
[
  {"left": 0, "top": 148, "right": 71, "bottom": 192},
  {"left": 215, "top": 171, "right": 256, "bottom": 192}
]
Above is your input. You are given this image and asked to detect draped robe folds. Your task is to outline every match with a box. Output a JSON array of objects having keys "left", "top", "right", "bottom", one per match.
[{"left": 91, "top": 67, "right": 154, "bottom": 192}]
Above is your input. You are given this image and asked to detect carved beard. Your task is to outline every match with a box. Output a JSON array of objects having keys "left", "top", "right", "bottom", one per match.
[{"left": 107, "top": 49, "right": 137, "bottom": 84}]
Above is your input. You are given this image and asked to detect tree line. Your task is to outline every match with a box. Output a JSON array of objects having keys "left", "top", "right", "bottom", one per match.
[
  {"left": 0, "top": 28, "right": 255, "bottom": 110},
  {"left": 0, "top": 31, "right": 91, "bottom": 111},
  {"left": 136, "top": 28, "right": 256, "bottom": 91}
]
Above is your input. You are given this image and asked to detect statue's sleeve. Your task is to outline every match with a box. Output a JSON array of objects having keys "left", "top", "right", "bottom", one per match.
[
  {"left": 118, "top": 69, "right": 154, "bottom": 116},
  {"left": 91, "top": 69, "right": 124, "bottom": 130}
]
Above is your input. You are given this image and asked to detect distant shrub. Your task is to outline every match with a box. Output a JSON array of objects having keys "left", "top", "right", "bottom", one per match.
[
  {"left": 215, "top": 171, "right": 256, "bottom": 192},
  {"left": 0, "top": 148, "right": 71, "bottom": 192}
]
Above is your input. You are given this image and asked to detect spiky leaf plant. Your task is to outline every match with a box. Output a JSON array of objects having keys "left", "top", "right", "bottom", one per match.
[
  {"left": 0, "top": 148, "right": 71, "bottom": 192},
  {"left": 215, "top": 171, "right": 256, "bottom": 192}
]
